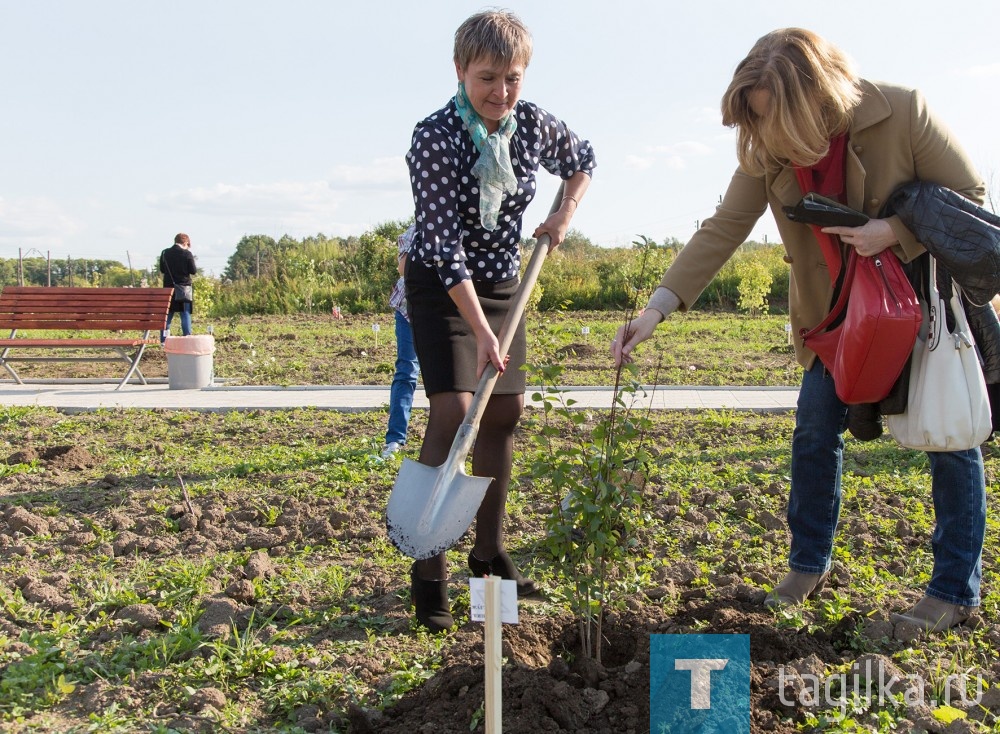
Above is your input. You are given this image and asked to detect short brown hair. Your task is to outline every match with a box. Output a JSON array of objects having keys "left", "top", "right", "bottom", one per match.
[
  {"left": 174, "top": 233, "right": 190, "bottom": 246},
  {"left": 721, "top": 28, "right": 862, "bottom": 175},
  {"left": 453, "top": 10, "right": 532, "bottom": 71}
]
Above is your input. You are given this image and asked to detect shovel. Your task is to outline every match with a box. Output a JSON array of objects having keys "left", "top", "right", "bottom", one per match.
[{"left": 386, "top": 188, "right": 564, "bottom": 559}]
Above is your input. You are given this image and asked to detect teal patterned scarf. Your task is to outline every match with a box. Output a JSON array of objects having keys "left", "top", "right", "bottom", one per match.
[{"left": 454, "top": 82, "right": 517, "bottom": 231}]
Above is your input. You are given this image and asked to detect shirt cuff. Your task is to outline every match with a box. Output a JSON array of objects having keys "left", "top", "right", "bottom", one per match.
[{"left": 645, "top": 287, "right": 681, "bottom": 320}]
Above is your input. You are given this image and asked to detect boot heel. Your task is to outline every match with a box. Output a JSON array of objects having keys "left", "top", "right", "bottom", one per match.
[
  {"left": 890, "top": 595, "right": 978, "bottom": 632},
  {"left": 810, "top": 573, "right": 829, "bottom": 598},
  {"left": 468, "top": 550, "right": 538, "bottom": 597},
  {"left": 410, "top": 563, "right": 454, "bottom": 633}
]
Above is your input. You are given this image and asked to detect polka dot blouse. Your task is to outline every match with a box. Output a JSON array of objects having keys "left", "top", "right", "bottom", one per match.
[{"left": 406, "top": 98, "right": 596, "bottom": 289}]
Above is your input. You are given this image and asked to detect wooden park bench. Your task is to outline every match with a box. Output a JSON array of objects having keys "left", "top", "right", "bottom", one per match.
[{"left": 0, "top": 286, "right": 174, "bottom": 390}]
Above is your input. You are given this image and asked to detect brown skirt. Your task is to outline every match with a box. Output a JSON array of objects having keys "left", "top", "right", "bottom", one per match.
[{"left": 405, "top": 262, "right": 526, "bottom": 396}]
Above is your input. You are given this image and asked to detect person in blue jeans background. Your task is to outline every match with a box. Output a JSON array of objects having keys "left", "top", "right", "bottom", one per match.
[
  {"left": 381, "top": 225, "right": 419, "bottom": 460},
  {"left": 159, "top": 233, "right": 196, "bottom": 342}
]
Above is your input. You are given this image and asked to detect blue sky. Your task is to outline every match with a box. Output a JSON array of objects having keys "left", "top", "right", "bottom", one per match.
[{"left": 3, "top": 1, "right": 999, "bottom": 276}]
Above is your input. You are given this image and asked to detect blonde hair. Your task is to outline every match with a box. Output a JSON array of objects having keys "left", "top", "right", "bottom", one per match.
[
  {"left": 721, "top": 28, "right": 862, "bottom": 175},
  {"left": 453, "top": 9, "right": 532, "bottom": 71}
]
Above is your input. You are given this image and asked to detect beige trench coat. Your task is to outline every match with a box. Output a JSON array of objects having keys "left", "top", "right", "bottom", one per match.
[{"left": 653, "top": 79, "right": 986, "bottom": 370}]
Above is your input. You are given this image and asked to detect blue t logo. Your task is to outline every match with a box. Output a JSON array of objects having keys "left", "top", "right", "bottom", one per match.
[
  {"left": 650, "top": 635, "right": 749, "bottom": 733},
  {"left": 675, "top": 658, "right": 729, "bottom": 709}
]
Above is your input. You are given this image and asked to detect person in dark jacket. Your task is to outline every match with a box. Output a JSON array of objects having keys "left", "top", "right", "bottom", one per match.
[{"left": 159, "top": 233, "right": 197, "bottom": 341}]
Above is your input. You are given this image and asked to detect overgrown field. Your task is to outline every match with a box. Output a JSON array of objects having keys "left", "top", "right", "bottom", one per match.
[
  {"left": 6, "top": 311, "right": 800, "bottom": 388},
  {"left": 1, "top": 313, "right": 999, "bottom": 733}
]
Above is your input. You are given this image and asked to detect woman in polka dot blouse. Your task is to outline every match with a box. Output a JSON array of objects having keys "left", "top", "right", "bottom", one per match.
[{"left": 402, "top": 9, "right": 595, "bottom": 633}]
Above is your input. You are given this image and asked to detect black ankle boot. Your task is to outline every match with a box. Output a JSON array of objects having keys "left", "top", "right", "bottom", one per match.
[
  {"left": 409, "top": 563, "right": 453, "bottom": 633},
  {"left": 468, "top": 550, "right": 538, "bottom": 596}
]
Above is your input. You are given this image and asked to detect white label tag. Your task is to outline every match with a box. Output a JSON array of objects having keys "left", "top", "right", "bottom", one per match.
[{"left": 469, "top": 578, "right": 519, "bottom": 624}]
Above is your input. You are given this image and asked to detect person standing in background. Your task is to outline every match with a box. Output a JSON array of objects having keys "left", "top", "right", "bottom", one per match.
[
  {"left": 381, "top": 225, "right": 420, "bottom": 460},
  {"left": 160, "top": 233, "right": 197, "bottom": 341}
]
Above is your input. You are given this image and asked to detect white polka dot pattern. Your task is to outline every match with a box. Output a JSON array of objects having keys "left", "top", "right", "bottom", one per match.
[{"left": 406, "top": 99, "right": 595, "bottom": 289}]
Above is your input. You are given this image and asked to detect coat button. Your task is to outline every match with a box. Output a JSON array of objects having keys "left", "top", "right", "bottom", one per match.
[
  {"left": 783, "top": 255, "right": 793, "bottom": 264},
  {"left": 869, "top": 198, "right": 880, "bottom": 208},
  {"left": 854, "top": 145, "right": 863, "bottom": 153}
]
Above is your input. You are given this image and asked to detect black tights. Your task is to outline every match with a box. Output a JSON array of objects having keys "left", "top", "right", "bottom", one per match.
[{"left": 414, "top": 391, "right": 523, "bottom": 581}]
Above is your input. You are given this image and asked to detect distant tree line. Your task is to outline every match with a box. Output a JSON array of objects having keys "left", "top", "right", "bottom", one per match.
[
  {"left": 209, "top": 225, "right": 789, "bottom": 316},
  {"left": 0, "top": 255, "right": 153, "bottom": 288},
  {"left": 0, "top": 225, "right": 791, "bottom": 315},
  {"left": 210, "top": 221, "right": 411, "bottom": 316}
]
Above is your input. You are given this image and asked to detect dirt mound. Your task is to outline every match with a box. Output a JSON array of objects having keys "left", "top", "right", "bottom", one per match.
[
  {"left": 555, "top": 342, "right": 601, "bottom": 358},
  {"left": 41, "top": 445, "right": 96, "bottom": 470},
  {"left": 5, "top": 445, "right": 96, "bottom": 470},
  {"left": 5, "top": 447, "right": 39, "bottom": 465},
  {"left": 337, "top": 347, "right": 371, "bottom": 358},
  {"left": 374, "top": 612, "right": 658, "bottom": 734},
  {"left": 370, "top": 600, "right": 832, "bottom": 733}
]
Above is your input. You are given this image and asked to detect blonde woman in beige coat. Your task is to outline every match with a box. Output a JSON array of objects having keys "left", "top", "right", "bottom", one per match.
[{"left": 613, "top": 28, "right": 986, "bottom": 632}]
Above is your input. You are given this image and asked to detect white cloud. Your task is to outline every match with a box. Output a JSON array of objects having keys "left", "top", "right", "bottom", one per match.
[
  {"left": 961, "top": 62, "right": 1000, "bottom": 78},
  {"left": 146, "top": 180, "right": 342, "bottom": 217},
  {"left": 691, "top": 107, "right": 723, "bottom": 125},
  {"left": 0, "top": 196, "right": 84, "bottom": 248},
  {"left": 145, "top": 156, "right": 410, "bottom": 232},
  {"left": 327, "top": 156, "right": 408, "bottom": 189},
  {"left": 647, "top": 141, "right": 714, "bottom": 157},
  {"left": 624, "top": 154, "right": 655, "bottom": 170},
  {"left": 630, "top": 141, "right": 715, "bottom": 171},
  {"left": 106, "top": 226, "right": 136, "bottom": 240},
  {"left": 659, "top": 156, "right": 687, "bottom": 171}
]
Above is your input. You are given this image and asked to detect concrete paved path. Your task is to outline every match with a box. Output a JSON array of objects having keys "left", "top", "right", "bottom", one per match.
[{"left": 0, "top": 380, "right": 798, "bottom": 413}]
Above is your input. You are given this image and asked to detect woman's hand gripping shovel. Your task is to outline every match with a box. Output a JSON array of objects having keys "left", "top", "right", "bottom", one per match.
[{"left": 386, "top": 189, "right": 563, "bottom": 560}]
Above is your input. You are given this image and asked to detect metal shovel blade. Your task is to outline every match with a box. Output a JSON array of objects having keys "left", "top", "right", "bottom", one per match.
[{"left": 387, "top": 456, "right": 493, "bottom": 559}]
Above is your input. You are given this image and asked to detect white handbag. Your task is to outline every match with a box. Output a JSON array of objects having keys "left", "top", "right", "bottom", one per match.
[{"left": 887, "top": 256, "right": 992, "bottom": 451}]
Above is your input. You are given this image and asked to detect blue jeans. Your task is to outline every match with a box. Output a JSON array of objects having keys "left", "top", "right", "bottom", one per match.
[
  {"left": 386, "top": 310, "right": 419, "bottom": 446},
  {"left": 162, "top": 302, "right": 192, "bottom": 342},
  {"left": 789, "top": 361, "right": 985, "bottom": 606}
]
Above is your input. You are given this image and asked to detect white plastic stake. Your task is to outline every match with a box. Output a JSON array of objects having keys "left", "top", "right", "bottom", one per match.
[
  {"left": 484, "top": 575, "right": 502, "bottom": 733},
  {"left": 372, "top": 322, "right": 380, "bottom": 349},
  {"left": 581, "top": 326, "right": 590, "bottom": 336}
]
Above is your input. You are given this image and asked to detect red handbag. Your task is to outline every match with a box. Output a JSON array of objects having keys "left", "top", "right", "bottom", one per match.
[{"left": 800, "top": 247, "right": 922, "bottom": 404}]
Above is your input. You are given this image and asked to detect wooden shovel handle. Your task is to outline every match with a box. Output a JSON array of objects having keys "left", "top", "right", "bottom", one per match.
[{"left": 461, "top": 185, "right": 565, "bottom": 434}]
